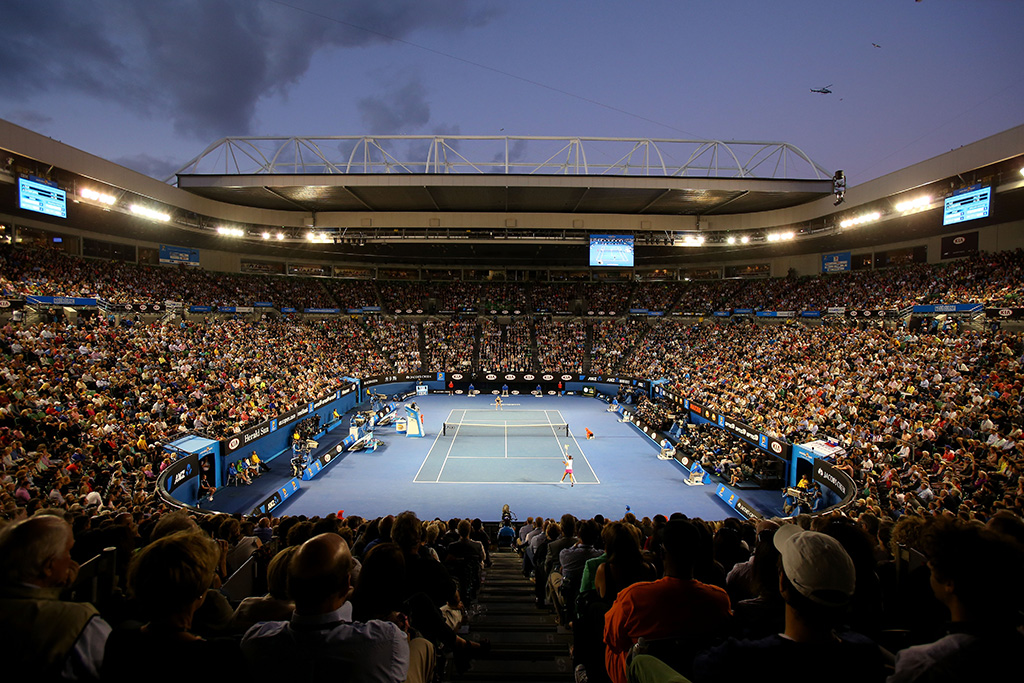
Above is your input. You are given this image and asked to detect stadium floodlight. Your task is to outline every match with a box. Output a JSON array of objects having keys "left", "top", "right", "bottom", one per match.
[
  {"left": 80, "top": 188, "right": 116, "bottom": 205},
  {"left": 216, "top": 226, "right": 244, "bottom": 237},
  {"left": 276, "top": 232, "right": 285, "bottom": 240},
  {"left": 839, "top": 211, "right": 881, "bottom": 229},
  {"left": 783, "top": 231, "right": 795, "bottom": 240},
  {"left": 261, "top": 232, "right": 270, "bottom": 240},
  {"left": 129, "top": 204, "right": 170, "bottom": 222},
  {"left": 895, "top": 196, "right": 931, "bottom": 213},
  {"left": 740, "top": 235, "right": 750, "bottom": 244},
  {"left": 727, "top": 236, "right": 736, "bottom": 245}
]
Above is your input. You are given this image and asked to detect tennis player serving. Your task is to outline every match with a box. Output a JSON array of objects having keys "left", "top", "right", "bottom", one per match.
[{"left": 561, "top": 444, "right": 575, "bottom": 487}]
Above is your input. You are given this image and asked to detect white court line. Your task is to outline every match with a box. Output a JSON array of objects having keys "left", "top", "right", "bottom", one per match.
[
  {"left": 413, "top": 408, "right": 455, "bottom": 482},
  {"left": 434, "top": 408, "right": 467, "bottom": 483},
  {"left": 414, "top": 479, "right": 600, "bottom": 485}
]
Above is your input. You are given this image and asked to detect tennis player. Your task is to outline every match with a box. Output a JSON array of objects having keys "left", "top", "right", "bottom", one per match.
[
  {"left": 561, "top": 445, "right": 575, "bottom": 487},
  {"left": 585, "top": 428, "right": 594, "bottom": 440},
  {"left": 494, "top": 395, "right": 503, "bottom": 410}
]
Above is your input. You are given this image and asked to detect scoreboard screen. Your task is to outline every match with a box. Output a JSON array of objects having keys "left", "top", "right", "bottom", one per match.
[
  {"left": 943, "top": 186, "right": 990, "bottom": 226},
  {"left": 18, "top": 177, "right": 67, "bottom": 218}
]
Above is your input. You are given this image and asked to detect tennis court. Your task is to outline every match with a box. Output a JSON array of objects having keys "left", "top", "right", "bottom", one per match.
[{"left": 414, "top": 408, "right": 599, "bottom": 484}]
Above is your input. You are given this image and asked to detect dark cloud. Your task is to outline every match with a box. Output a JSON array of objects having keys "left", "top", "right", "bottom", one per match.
[
  {"left": 2, "top": 0, "right": 502, "bottom": 140},
  {"left": 357, "top": 79, "right": 432, "bottom": 134},
  {"left": 114, "top": 153, "right": 181, "bottom": 181}
]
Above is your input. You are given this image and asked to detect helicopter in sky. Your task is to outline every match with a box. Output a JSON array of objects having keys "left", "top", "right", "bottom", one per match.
[{"left": 810, "top": 84, "right": 833, "bottom": 94}]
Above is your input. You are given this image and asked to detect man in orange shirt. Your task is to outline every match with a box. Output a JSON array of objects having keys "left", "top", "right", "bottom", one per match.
[{"left": 603, "top": 519, "right": 731, "bottom": 683}]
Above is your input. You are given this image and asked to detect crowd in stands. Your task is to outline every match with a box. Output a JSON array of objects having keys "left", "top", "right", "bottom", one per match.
[
  {"left": 365, "top": 317, "right": 422, "bottom": 374},
  {"left": 591, "top": 319, "right": 646, "bottom": 376},
  {"left": 477, "top": 318, "right": 532, "bottom": 373},
  {"left": 325, "top": 278, "right": 382, "bottom": 309},
  {"left": 422, "top": 318, "right": 476, "bottom": 371},
  {"left": 3, "top": 242, "right": 1024, "bottom": 680},
  {"left": 378, "top": 281, "right": 428, "bottom": 312},
  {"left": 581, "top": 283, "right": 630, "bottom": 312},
  {"left": 536, "top": 319, "right": 587, "bottom": 373}
]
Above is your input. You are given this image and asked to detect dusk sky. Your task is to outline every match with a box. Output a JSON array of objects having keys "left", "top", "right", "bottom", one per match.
[{"left": 4, "top": 0, "right": 1022, "bottom": 187}]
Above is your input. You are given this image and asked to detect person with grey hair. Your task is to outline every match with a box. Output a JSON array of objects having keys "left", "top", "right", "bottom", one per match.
[{"left": 0, "top": 514, "right": 111, "bottom": 680}]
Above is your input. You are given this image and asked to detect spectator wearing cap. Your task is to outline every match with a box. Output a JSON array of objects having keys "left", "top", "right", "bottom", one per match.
[{"left": 659, "top": 523, "right": 886, "bottom": 683}]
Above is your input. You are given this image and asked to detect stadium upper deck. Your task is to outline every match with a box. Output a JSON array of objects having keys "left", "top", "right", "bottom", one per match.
[{"left": 1, "top": 118, "right": 1023, "bottom": 269}]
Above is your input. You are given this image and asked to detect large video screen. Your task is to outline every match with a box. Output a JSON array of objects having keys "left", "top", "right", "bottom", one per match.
[
  {"left": 18, "top": 177, "right": 67, "bottom": 218},
  {"left": 589, "top": 234, "right": 634, "bottom": 267},
  {"left": 943, "top": 186, "right": 990, "bottom": 226}
]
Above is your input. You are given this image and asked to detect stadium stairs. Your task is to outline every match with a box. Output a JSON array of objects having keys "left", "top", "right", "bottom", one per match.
[
  {"left": 454, "top": 547, "right": 571, "bottom": 682},
  {"left": 529, "top": 320, "right": 540, "bottom": 369},
  {"left": 418, "top": 323, "right": 429, "bottom": 365},
  {"left": 583, "top": 323, "right": 594, "bottom": 373},
  {"left": 472, "top": 322, "right": 483, "bottom": 370}
]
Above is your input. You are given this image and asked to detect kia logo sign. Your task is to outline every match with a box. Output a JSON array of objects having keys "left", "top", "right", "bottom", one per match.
[
  {"left": 228, "top": 438, "right": 240, "bottom": 450},
  {"left": 140, "top": 305, "right": 148, "bottom": 311},
  {"left": 523, "top": 374, "right": 535, "bottom": 380},
  {"left": 324, "top": 454, "right": 332, "bottom": 462},
  {"left": 125, "top": 304, "right": 133, "bottom": 310},
  {"left": 452, "top": 374, "right": 464, "bottom": 380},
  {"left": 486, "top": 374, "right": 497, "bottom": 380},
  {"left": 542, "top": 374, "right": 554, "bottom": 380},
  {"left": 0, "top": 300, "right": 9, "bottom": 308},
  {"left": 455, "top": 390, "right": 465, "bottom": 394},
  {"left": 505, "top": 374, "right": 515, "bottom": 380},
  {"left": 336, "top": 445, "right": 343, "bottom": 453},
  {"left": 771, "top": 441, "right": 783, "bottom": 454},
  {"left": 953, "top": 236, "right": 965, "bottom": 245},
  {"left": 561, "top": 374, "right": 572, "bottom": 380},
  {"left": 996, "top": 308, "right": 1012, "bottom": 316}
]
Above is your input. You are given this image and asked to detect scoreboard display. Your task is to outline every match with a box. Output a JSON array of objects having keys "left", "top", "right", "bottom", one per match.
[
  {"left": 943, "top": 186, "right": 990, "bottom": 226},
  {"left": 18, "top": 176, "right": 67, "bottom": 218}
]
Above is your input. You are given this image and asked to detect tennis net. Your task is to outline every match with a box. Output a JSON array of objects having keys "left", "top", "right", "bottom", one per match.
[{"left": 442, "top": 421, "right": 569, "bottom": 437}]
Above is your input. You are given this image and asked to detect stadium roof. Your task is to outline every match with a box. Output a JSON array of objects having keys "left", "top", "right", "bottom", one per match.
[{"left": 174, "top": 136, "right": 835, "bottom": 216}]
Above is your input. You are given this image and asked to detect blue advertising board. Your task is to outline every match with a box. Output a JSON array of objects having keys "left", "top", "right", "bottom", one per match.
[
  {"left": 159, "top": 245, "right": 200, "bottom": 266},
  {"left": 822, "top": 251, "right": 851, "bottom": 273}
]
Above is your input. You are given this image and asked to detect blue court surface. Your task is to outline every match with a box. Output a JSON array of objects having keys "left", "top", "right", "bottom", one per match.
[{"left": 212, "top": 395, "right": 783, "bottom": 522}]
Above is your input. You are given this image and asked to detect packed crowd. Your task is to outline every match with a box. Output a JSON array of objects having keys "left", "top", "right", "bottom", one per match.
[
  {"left": 590, "top": 319, "right": 647, "bottom": 376},
  {"left": 477, "top": 318, "right": 532, "bottom": 373},
  {"left": 422, "top": 318, "right": 476, "bottom": 371},
  {"left": 535, "top": 319, "right": 587, "bottom": 373},
  {"left": 365, "top": 317, "right": 422, "bottom": 374}
]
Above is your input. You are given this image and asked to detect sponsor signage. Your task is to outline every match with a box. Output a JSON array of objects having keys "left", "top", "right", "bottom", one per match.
[
  {"left": 26, "top": 296, "right": 98, "bottom": 307},
  {"left": 224, "top": 419, "right": 273, "bottom": 455},
  {"left": 814, "top": 458, "right": 852, "bottom": 501},
  {"left": 822, "top": 251, "right": 852, "bottom": 273},
  {"left": 733, "top": 308, "right": 754, "bottom": 315},
  {"left": 304, "top": 308, "right": 341, "bottom": 314},
  {"left": 189, "top": 306, "right": 212, "bottom": 313},
  {"left": 254, "top": 302, "right": 274, "bottom": 307},
  {"left": 940, "top": 231, "right": 979, "bottom": 260},
  {"left": 159, "top": 245, "right": 200, "bottom": 266},
  {"left": 759, "top": 433, "right": 791, "bottom": 459},
  {"left": 163, "top": 453, "right": 199, "bottom": 495},
  {"left": 0, "top": 299, "right": 26, "bottom": 309},
  {"left": 985, "top": 308, "right": 1024, "bottom": 319},
  {"left": 911, "top": 304, "right": 982, "bottom": 315},
  {"left": 715, "top": 484, "right": 739, "bottom": 509},
  {"left": 722, "top": 415, "right": 759, "bottom": 445},
  {"left": 800, "top": 311, "right": 822, "bottom": 318},
  {"left": 734, "top": 498, "right": 762, "bottom": 520},
  {"left": 106, "top": 302, "right": 164, "bottom": 313}
]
